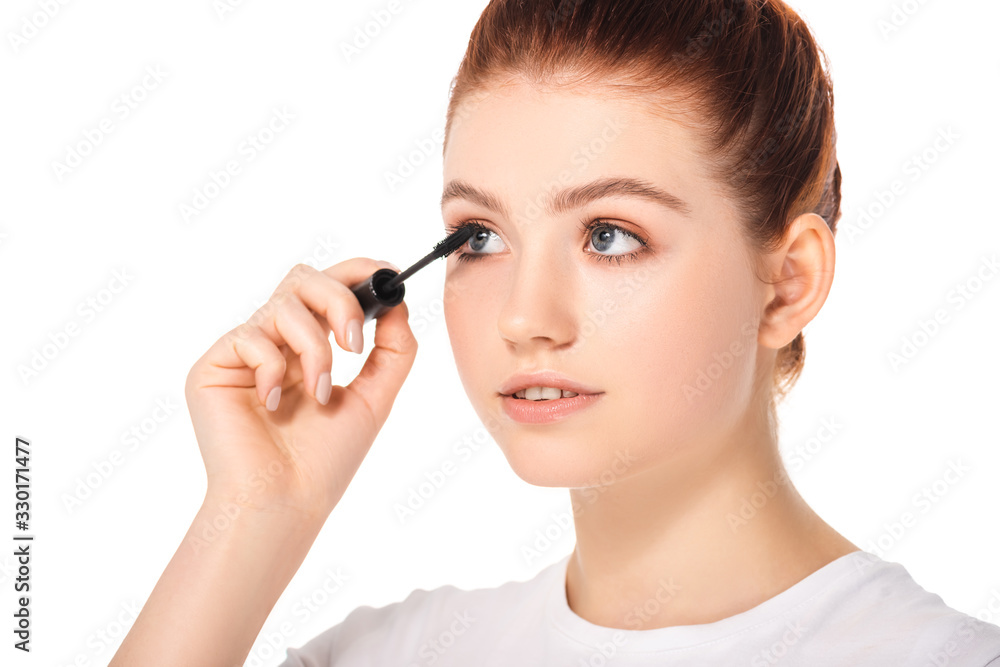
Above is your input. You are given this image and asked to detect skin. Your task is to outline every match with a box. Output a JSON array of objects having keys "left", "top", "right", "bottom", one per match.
[
  {"left": 441, "top": 79, "right": 859, "bottom": 630},
  {"left": 109, "top": 76, "right": 858, "bottom": 665}
]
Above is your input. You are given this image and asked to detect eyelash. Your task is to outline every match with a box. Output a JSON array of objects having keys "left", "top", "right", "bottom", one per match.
[{"left": 444, "top": 218, "right": 649, "bottom": 266}]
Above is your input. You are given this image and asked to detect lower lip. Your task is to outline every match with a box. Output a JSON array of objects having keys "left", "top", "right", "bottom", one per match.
[{"left": 501, "top": 393, "right": 604, "bottom": 424}]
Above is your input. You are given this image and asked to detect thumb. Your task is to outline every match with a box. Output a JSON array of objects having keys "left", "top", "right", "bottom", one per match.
[{"left": 345, "top": 298, "right": 418, "bottom": 430}]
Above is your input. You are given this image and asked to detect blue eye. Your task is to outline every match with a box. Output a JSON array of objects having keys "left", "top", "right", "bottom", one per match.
[
  {"left": 444, "top": 219, "right": 648, "bottom": 266},
  {"left": 585, "top": 222, "right": 646, "bottom": 263},
  {"left": 467, "top": 226, "right": 505, "bottom": 254},
  {"left": 442, "top": 221, "right": 501, "bottom": 261}
]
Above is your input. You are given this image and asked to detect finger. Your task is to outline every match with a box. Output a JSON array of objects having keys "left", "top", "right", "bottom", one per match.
[
  {"left": 196, "top": 323, "right": 288, "bottom": 410},
  {"left": 291, "top": 266, "right": 367, "bottom": 356},
  {"left": 235, "top": 328, "right": 290, "bottom": 410},
  {"left": 257, "top": 294, "right": 335, "bottom": 405},
  {"left": 317, "top": 256, "right": 401, "bottom": 287},
  {"left": 244, "top": 259, "right": 394, "bottom": 405},
  {"left": 345, "top": 297, "right": 418, "bottom": 431},
  {"left": 270, "top": 259, "right": 398, "bottom": 356}
]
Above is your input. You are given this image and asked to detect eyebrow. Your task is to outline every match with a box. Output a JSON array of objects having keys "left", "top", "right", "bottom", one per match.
[{"left": 440, "top": 176, "right": 693, "bottom": 218}]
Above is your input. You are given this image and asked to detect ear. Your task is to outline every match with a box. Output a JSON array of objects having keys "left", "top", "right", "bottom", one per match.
[{"left": 758, "top": 212, "right": 836, "bottom": 350}]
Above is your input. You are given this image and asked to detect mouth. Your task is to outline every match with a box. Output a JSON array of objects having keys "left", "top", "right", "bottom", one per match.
[
  {"left": 498, "top": 371, "right": 603, "bottom": 399},
  {"left": 505, "top": 388, "right": 594, "bottom": 401},
  {"left": 499, "top": 389, "right": 605, "bottom": 424}
]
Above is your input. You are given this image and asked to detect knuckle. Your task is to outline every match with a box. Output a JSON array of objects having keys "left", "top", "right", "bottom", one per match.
[
  {"left": 273, "top": 294, "right": 297, "bottom": 317},
  {"left": 272, "top": 263, "right": 314, "bottom": 298},
  {"left": 311, "top": 309, "right": 332, "bottom": 333},
  {"left": 305, "top": 338, "right": 332, "bottom": 362},
  {"left": 269, "top": 288, "right": 293, "bottom": 309},
  {"left": 271, "top": 353, "right": 287, "bottom": 373},
  {"left": 231, "top": 321, "right": 256, "bottom": 343},
  {"left": 285, "top": 262, "right": 314, "bottom": 287},
  {"left": 326, "top": 297, "right": 352, "bottom": 326},
  {"left": 184, "top": 363, "right": 199, "bottom": 394},
  {"left": 249, "top": 300, "right": 277, "bottom": 328}
]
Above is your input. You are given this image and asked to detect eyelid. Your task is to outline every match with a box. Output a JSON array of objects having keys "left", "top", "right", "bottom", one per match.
[
  {"left": 446, "top": 217, "right": 650, "bottom": 258},
  {"left": 444, "top": 218, "right": 496, "bottom": 242},
  {"left": 581, "top": 218, "right": 649, "bottom": 247},
  {"left": 446, "top": 218, "right": 646, "bottom": 241},
  {"left": 445, "top": 217, "right": 490, "bottom": 232}
]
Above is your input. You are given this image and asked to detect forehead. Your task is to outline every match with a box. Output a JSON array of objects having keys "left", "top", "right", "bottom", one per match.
[{"left": 442, "top": 80, "right": 719, "bottom": 215}]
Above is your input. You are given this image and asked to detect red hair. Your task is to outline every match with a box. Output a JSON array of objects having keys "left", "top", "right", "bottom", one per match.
[{"left": 444, "top": 0, "right": 842, "bottom": 401}]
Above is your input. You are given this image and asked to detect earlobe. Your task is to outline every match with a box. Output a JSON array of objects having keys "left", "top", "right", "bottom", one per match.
[{"left": 758, "top": 213, "right": 836, "bottom": 351}]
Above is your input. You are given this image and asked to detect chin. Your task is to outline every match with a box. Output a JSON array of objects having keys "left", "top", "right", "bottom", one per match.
[
  {"left": 488, "top": 426, "right": 635, "bottom": 488},
  {"left": 468, "top": 394, "right": 650, "bottom": 487},
  {"left": 499, "top": 448, "right": 597, "bottom": 487}
]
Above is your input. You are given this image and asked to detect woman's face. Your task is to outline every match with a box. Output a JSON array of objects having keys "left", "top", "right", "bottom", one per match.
[{"left": 441, "top": 81, "right": 770, "bottom": 488}]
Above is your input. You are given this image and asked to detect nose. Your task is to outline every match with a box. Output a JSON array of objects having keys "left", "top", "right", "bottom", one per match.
[{"left": 496, "top": 252, "right": 578, "bottom": 352}]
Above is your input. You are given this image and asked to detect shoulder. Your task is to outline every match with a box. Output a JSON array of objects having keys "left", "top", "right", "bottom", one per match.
[
  {"left": 807, "top": 551, "right": 1000, "bottom": 666},
  {"left": 280, "top": 556, "right": 565, "bottom": 666}
]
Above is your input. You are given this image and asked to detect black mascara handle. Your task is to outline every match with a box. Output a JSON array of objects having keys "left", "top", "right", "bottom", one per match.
[{"left": 349, "top": 268, "right": 406, "bottom": 323}]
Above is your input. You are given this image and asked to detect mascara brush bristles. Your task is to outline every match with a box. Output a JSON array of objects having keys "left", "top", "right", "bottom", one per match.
[
  {"left": 383, "top": 226, "right": 476, "bottom": 291},
  {"left": 434, "top": 226, "right": 476, "bottom": 257}
]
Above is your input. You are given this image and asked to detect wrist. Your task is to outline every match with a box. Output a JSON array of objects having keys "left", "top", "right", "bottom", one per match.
[
  {"left": 110, "top": 489, "right": 326, "bottom": 667},
  {"left": 186, "top": 493, "right": 325, "bottom": 560},
  {"left": 201, "top": 485, "right": 332, "bottom": 532}
]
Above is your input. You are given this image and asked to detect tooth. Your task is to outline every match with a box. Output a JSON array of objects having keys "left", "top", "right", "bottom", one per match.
[{"left": 514, "top": 386, "right": 573, "bottom": 401}]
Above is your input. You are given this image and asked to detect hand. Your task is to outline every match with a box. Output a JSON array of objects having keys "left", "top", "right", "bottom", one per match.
[{"left": 184, "top": 259, "right": 416, "bottom": 523}]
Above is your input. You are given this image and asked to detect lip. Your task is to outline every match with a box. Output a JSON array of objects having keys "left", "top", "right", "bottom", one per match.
[
  {"left": 498, "top": 371, "right": 603, "bottom": 397},
  {"left": 501, "top": 392, "right": 604, "bottom": 424}
]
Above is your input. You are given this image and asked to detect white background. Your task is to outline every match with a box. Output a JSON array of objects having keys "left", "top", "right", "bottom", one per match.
[{"left": 1, "top": 0, "right": 998, "bottom": 665}]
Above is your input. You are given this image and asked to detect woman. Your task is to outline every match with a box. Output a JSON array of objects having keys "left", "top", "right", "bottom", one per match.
[{"left": 111, "top": 0, "right": 1000, "bottom": 665}]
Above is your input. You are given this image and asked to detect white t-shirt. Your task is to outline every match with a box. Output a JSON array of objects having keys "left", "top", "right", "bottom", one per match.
[{"left": 279, "top": 549, "right": 1000, "bottom": 666}]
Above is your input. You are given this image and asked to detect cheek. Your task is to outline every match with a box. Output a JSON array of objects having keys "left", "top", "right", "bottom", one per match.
[
  {"left": 443, "top": 270, "right": 499, "bottom": 392},
  {"left": 599, "top": 246, "right": 760, "bottom": 447}
]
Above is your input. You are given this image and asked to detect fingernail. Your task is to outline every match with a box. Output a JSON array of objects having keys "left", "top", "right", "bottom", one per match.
[
  {"left": 266, "top": 386, "right": 281, "bottom": 411},
  {"left": 315, "top": 372, "right": 332, "bottom": 405},
  {"left": 376, "top": 260, "right": 401, "bottom": 272},
  {"left": 346, "top": 318, "right": 363, "bottom": 354}
]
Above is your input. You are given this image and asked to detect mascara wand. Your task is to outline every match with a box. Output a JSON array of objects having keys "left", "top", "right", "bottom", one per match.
[{"left": 349, "top": 225, "right": 475, "bottom": 323}]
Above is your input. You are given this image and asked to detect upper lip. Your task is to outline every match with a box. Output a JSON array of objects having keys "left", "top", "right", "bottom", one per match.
[{"left": 499, "top": 371, "right": 603, "bottom": 396}]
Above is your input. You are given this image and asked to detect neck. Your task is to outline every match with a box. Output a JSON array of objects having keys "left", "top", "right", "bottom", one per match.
[{"left": 565, "top": 402, "right": 857, "bottom": 630}]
